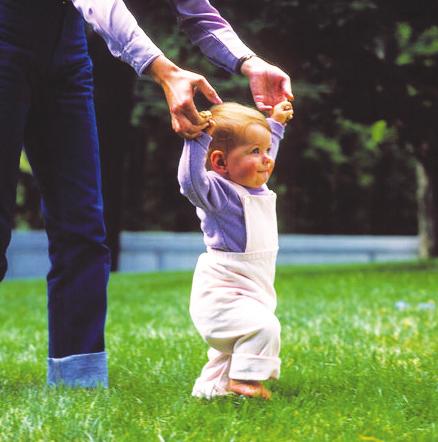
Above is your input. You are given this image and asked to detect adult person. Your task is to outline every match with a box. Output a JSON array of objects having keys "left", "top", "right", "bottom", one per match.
[
  {"left": 0, "top": 0, "right": 291, "bottom": 388},
  {"left": 73, "top": 0, "right": 293, "bottom": 137}
]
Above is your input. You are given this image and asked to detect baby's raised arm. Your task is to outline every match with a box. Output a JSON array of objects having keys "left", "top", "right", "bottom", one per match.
[
  {"left": 267, "top": 101, "right": 293, "bottom": 160},
  {"left": 177, "top": 133, "right": 229, "bottom": 212}
]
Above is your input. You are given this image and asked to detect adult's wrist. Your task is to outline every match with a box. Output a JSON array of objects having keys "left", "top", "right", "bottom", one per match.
[
  {"left": 237, "top": 54, "right": 258, "bottom": 75},
  {"left": 147, "top": 54, "right": 180, "bottom": 85},
  {"left": 239, "top": 55, "right": 263, "bottom": 76}
]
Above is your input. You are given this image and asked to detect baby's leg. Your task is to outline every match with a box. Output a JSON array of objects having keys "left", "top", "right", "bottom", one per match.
[
  {"left": 193, "top": 297, "right": 280, "bottom": 399},
  {"left": 226, "top": 299, "right": 281, "bottom": 379},
  {"left": 190, "top": 253, "right": 280, "bottom": 399},
  {"left": 226, "top": 300, "right": 280, "bottom": 399},
  {"left": 191, "top": 348, "right": 232, "bottom": 398}
]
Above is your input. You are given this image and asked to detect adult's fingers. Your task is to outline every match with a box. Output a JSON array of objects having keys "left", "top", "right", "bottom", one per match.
[
  {"left": 256, "top": 103, "right": 273, "bottom": 112},
  {"left": 172, "top": 112, "right": 210, "bottom": 138},
  {"left": 253, "top": 95, "right": 272, "bottom": 112},
  {"left": 175, "top": 76, "right": 221, "bottom": 127},
  {"left": 196, "top": 77, "right": 222, "bottom": 105},
  {"left": 173, "top": 93, "right": 203, "bottom": 126},
  {"left": 181, "top": 122, "right": 210, "bottom": 139},
  {"left": 281, "top": 76, "right": 294, "bottom": 101}
]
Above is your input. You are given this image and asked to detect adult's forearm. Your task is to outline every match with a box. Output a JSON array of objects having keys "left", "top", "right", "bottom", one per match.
[
  {"left": 169, "top": 0, "right": 254, "bottom": 73},
  {"left": 71, "top": 0, "right": 163, "bottom": 75},
  {"left": 71, "top": 0, "right": 254, "bottom": 76}
]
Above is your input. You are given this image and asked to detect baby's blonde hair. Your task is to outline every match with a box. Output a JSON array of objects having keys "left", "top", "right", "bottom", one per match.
[{"left": 206, "top": 102, "right": 271, "bottom": 170}]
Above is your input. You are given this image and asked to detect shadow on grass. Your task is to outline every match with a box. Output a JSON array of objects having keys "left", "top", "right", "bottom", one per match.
[
  {"left": 271, "top": 383, "right": 300, "bottom": 402},
  {"left": 0, "top": 375, "right": 45, "bottom": 394}
]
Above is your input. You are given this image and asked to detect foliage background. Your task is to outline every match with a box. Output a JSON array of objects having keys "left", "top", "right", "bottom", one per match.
[{"left": 16, "top": 0, "right": 438, "bottom": 241}]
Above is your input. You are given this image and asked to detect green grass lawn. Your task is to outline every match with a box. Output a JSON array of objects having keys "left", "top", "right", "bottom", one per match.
[{"left": 0, "top": 261, "right": 437, "bottom": 441}]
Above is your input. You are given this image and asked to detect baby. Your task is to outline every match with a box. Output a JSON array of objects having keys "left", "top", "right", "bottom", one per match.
[{"left": 178, "top": 101, "right": 293, "bottom": 399}]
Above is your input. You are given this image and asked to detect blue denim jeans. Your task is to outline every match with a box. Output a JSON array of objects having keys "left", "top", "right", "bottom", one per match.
[{"left": 0, "top": 0, "right": 110, "bottom": 386}]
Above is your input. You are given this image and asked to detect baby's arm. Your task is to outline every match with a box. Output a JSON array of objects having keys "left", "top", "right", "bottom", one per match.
[
  {"left": 267, "top": 101, "right": 293, "bottom": 160},
  {"left": 178, "top": 133, "right": 229, "bottom": 211}
]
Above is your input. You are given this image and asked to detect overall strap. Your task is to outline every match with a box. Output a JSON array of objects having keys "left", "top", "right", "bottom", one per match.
[{"left": 228, "top": 180, "right": 251, "bottom": 199}]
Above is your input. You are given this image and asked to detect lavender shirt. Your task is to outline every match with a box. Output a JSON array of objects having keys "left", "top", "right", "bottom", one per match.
[
  {"left": 178, "top": 119, "right": 285, "bottom": 253},
  {"left": 71, "top": 0, "right": 254, "bottom": 75}
]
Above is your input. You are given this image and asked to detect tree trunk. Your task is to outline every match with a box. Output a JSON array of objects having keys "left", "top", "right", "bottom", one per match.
[{"left": 416, "top": 158, "right": 438, "bottom": 257}]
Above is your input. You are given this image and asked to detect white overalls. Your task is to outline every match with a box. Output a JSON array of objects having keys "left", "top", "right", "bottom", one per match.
[{"left": 190, "top": 182, "right": 281, "bottom": 398}]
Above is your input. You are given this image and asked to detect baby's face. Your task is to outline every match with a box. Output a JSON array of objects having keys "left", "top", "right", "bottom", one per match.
[{"left": 225, "top": 124, "right": 273, "bottom": 188}]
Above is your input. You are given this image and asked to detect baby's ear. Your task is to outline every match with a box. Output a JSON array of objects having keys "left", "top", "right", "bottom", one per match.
[{"left": 210, "top": 150, "right": 227, "bottom": 176}]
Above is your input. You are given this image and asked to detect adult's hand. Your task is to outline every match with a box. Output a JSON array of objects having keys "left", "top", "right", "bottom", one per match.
[
  {"left": 148, "top": 55, "right": 222, "bottom": 139},
  {"left": 241, "top": 56, "right": 293, "bottom": 112}
]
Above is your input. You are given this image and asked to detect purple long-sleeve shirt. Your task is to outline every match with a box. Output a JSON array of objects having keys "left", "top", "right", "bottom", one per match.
[
  {"left": 178, "top": 119, "right": 285, "bottom": 252},
  {"left": 71, "top": 0, "right": 254, "bottom": 75}
]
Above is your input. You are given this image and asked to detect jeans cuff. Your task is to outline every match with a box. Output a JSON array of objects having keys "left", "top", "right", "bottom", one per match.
[{"left": 47, "top": 351, "right": 108, "bottom": 387}]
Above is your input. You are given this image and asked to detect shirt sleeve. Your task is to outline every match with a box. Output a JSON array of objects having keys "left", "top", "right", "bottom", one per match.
[
  {"left": 177, "top": 132, "right": 229, "bottom": 211},
  {"left": 169, "top": 0, "right": 255, "bottom": 73},
  {"left": 267, "top": 118, "right": 286, "bottom": 161},
  {"left": 71, "top": 0, "right": 163, "bottom": 76}
]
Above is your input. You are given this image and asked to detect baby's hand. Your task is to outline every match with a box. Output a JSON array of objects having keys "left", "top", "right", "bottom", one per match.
[
  {"left": 199, "top": 110, "right": 216, "bottom": 136},
  {"left": 271, "top": 101, "right": 294, "bottom": 125},
  {"left": 199, "top": 110, "right": 212, "bottom": 122}
]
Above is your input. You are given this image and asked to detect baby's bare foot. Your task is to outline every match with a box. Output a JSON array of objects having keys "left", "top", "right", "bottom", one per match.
[{"left": 228, "top": 379, "right": 272, "bottom": 400}]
